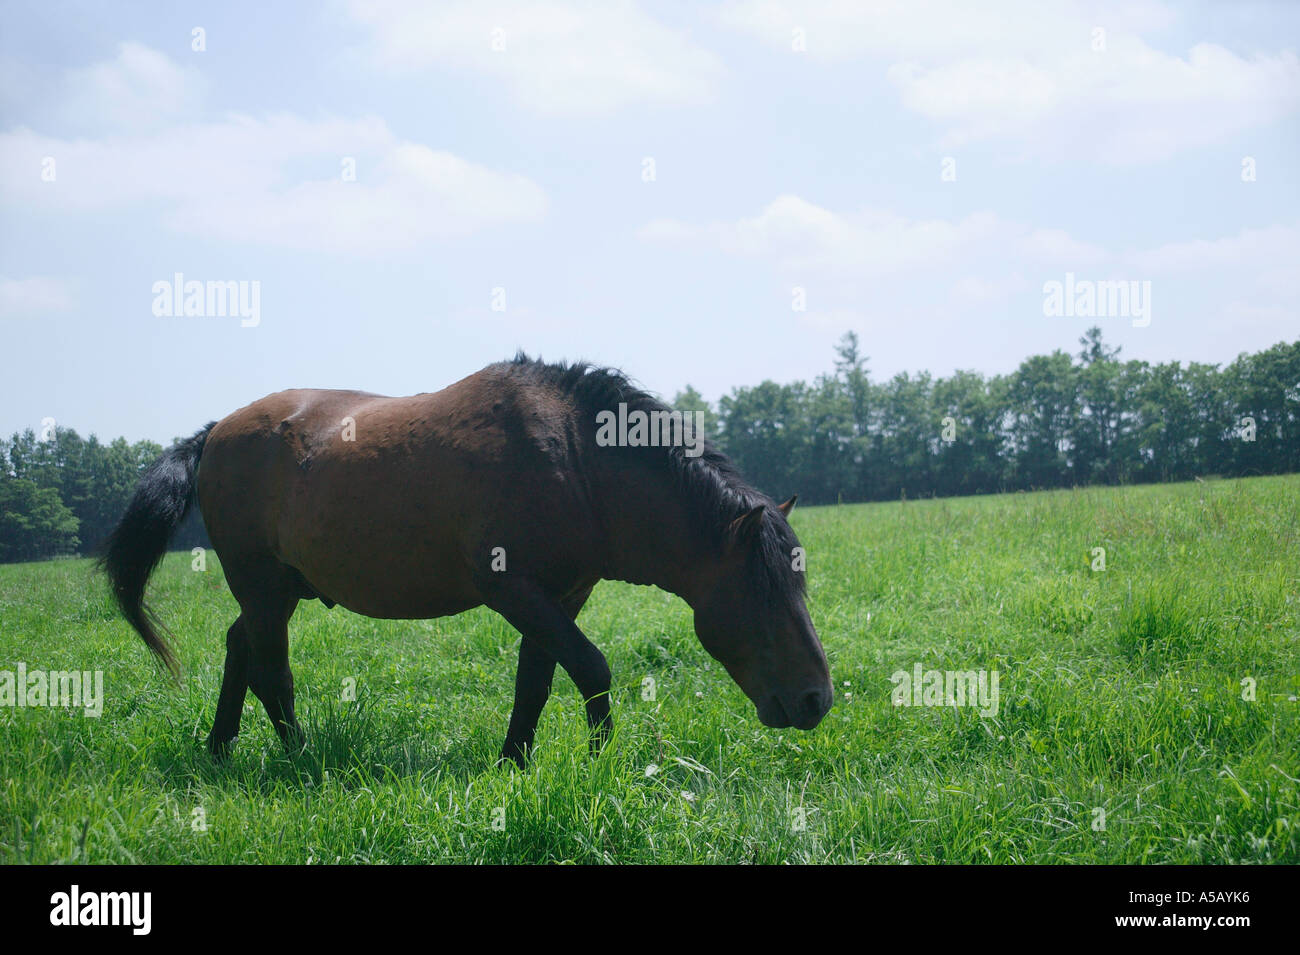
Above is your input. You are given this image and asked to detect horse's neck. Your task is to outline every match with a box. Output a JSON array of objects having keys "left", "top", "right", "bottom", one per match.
[{"left": 592, "top": 460, "right": 713, "bottom": 607}]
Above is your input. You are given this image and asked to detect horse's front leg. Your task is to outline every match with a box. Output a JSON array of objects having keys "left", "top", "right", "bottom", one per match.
[
  {"left": 500, "top": 637, "right": 556, "bottom": 769},
  {"left": 498, "top": 583, "right": 596, "bottom": 767},
  {"left": 482, "top": 577, "right": 611, "bottom": 764}
]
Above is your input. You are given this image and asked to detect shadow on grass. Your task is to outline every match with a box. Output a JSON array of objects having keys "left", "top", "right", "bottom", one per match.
[{"left": 149, "top": 698, "right": 506, "bottom": 795}]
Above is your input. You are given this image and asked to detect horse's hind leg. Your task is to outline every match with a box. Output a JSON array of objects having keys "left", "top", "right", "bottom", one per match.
[
  {"left": 222, "top": 559, "right": 304, "bottom": 753},
  {"left": 244, "top": 594, "right": 303, "bottom": 752},
  {"left": 206, "top": 615, "right": 249, "bottom": 760}
]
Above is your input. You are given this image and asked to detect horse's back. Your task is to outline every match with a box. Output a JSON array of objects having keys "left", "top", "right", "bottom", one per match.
[{"left": 196, "top": 373, "right": 603, "bottom": 618}]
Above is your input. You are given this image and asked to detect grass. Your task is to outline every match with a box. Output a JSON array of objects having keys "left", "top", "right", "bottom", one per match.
[{"left": 1, "top": 474, "right": 1297, "bottom": 864}]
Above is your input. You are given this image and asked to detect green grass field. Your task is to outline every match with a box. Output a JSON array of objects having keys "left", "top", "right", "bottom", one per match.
[{"left": 2, "top": 475, "right": 1297, "bottom": 864}]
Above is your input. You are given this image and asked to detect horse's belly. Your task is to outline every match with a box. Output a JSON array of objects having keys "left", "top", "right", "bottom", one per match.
[
  {"left": 293, "top": 553, "right": 481, "bottom": 620},
  {"left": 281, "top": 510, "right": 481, "bottom": 620},
  {"left": 333, "top": 589, "right": 480, "bottom": 621}
]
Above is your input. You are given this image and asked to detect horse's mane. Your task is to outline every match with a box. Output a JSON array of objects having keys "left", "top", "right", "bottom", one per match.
[{"left": 499, "top": 352, "right": 806, "bottom": 607}]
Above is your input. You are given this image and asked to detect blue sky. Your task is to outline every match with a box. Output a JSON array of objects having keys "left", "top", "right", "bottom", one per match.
[{"left": 1, "top": 0, "right": 1297, "bottom": 444}]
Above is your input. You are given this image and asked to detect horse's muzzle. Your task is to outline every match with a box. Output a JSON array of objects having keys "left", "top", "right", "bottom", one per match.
[{"left": 759, "top": 684, "right": 833, "bottom": 730}]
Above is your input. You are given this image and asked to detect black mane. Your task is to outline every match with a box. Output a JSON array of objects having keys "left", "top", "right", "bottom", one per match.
[{"left": 500, "top": 352, "right": 806, "bottom": 608}]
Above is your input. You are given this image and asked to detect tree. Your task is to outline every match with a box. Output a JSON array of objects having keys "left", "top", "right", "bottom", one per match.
[
  {"left": 834, "top": 330, "right": 871, "bottom": 439},
  {"left": 1071, "top": 327, "right": 1125, "bottom": 484},
  {"left": 718, "top": 380, "right": 811, "bottom": 501},
  {"left": 1005, "top": 350, "right": 1078, "bottom": 489},
  {"left": 0, "top": 470, "right": 79, "bottom": 561},
  {"left": 932, "top": 370, "right": 1007, "bottom": 495},
  {"left": 671, "top": 386, "right": 720, "bottom": 446}
]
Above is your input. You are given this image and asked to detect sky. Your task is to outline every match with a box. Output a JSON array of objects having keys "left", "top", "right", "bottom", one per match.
[{"left": 1, "top": 0, "right": 1297, "bottom": 445}]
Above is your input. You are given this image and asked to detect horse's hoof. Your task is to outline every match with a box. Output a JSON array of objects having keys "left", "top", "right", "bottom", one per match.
[
  {"left": 498, "top": 741, "right": 529, "bottom": 770},
  {"left": 207, "top": 736, "right": 237, "bottom": 763}
]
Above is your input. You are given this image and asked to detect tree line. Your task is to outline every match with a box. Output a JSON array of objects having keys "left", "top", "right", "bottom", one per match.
[
  {"left": 0, "top": 428, "right": 208, "bottom": 563},
  {"left": 2, "top": 327, "right": 1297, "bottom": 562},
  {"left": 671, "top": 327, "right": 1299, "bottom": 506}
]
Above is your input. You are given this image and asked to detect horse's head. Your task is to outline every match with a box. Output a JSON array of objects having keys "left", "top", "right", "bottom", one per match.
[{"left": 691, "top": 496, "right": 833, "bottom": 730}]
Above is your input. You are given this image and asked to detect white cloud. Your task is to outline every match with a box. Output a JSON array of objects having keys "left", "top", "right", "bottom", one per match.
[
  {"left": 346, "top": 0, "right": 725, "bottom": 116},
  {"left": 950, "top": 273, "right": 1031, "bottom": 307},
  {"left": 62, "top": 42, "right": 205, "bottom": 132},
  {"left": 1222, "top": 300, "right": 1293, "bottom": 332},
  {"left": 0, "top": 276, "right": 74, "bottom": 316},
  {"left": 1126, "top": 224, "right": 1300, "bottom": 273},
  {"left": 721, "top": 0, "right": 1300, "bottom": 162},
  {"left": 1127, "top": 224, "right": 1300, "bottom": 307},
  {"left": 640, "top": 198, "right": 1297, "bottom": 339},
  {"left": 0, "top": 49, "right": 548, "bottom": 253},
  {"left": 1024, "top": 228, "right": 1110, "bottom": 268},
  {"left": 639, "top": 195, "right": 1105, "bottom": 279},
  {"left": 720, "top": 0, "right": 1145, "bottom": 62}
]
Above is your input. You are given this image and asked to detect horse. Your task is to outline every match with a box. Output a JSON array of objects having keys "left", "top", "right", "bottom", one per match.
[{"left": 100, "top": 354, "right": 833, "bottom": 767}]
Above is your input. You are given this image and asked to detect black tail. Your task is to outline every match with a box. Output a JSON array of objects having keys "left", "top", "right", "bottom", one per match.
[{"left": 98, "top": 423, "right": 216, "bottom": 677}]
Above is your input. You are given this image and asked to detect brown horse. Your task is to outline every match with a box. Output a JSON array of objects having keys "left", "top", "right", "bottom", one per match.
[{"left": 101, "top": 355, "right": 833, "bottom": 766}]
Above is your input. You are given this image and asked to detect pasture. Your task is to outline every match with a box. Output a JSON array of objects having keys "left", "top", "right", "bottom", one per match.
[{"left": 1, "top": 475, "right": 1297, "bottom": 864}]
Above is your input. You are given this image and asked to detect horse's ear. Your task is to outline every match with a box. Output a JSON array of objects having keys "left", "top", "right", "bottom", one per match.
[
  {"left": 726, "top": 505, "right": 766, "bottom": 551},
  {"left": 778, "top": 495, "right": 797, "bottom": 517}
]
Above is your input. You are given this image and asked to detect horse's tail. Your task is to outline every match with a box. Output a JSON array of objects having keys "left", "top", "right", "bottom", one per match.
[{"left": 98, "top": 422, "right": 217, "bottom": 678}]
